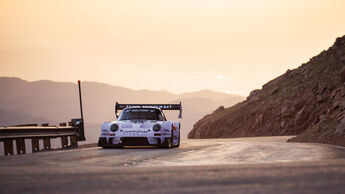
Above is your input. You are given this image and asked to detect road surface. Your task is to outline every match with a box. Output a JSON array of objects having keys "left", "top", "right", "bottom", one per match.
[{"left": 0, "top": 136, "right": 344, "bottom": 193}]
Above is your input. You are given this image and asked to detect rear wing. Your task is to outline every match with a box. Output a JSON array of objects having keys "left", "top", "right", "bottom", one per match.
[{"left": 115, "top": 102, "right": 182, "bottom": 119}]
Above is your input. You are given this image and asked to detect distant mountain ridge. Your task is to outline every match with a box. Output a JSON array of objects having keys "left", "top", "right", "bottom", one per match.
[
  {"left": 0, "top": 108, "right": 53, "bottom": 126},
  {"left": 188, "top": 35, "right": 345, "bottom": 147},
  {"left": 0, "top": 77, "right": 245, "bottom": 143}
]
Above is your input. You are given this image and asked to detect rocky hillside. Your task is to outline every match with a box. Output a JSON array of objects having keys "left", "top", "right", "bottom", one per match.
[{"left": 188, "top": 36, "right": 345, "bottom": 147}]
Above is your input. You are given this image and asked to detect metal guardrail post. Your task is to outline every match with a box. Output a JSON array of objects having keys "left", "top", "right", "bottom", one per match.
[
  {"left": 43, "top": 138, "right": 51, "bottom": 150},
  {"left": 32, "top": 138, "right": 39, "bottom": 152},
  {"left": 70, "top": 136, "right": 78, "bottom": 147},
  {"left": 16, "top": 138, "right": 26, "bottom": 154},
  {"left": 4, "top": 140, "right": 13, "bottom": 155},
  {"left": 61, "top": 136, "right": 68, "bottom": 148}
]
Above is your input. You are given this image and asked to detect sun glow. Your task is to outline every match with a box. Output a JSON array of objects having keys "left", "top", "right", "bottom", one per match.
[{"left": 1, "top": 0, "right": 345, "bottom": 95}]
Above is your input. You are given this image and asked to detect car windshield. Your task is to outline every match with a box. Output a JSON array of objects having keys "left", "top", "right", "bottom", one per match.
[{"left": 119, "top": 108, "right": 163, "bottom": 121}]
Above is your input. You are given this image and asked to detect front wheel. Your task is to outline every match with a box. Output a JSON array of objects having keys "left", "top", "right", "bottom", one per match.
[
  {"left": 160, "top": 138, "right": 172, "bottom": 148},
  {"left": 175, "top": 124, "right": 180, "bottom": 147}
]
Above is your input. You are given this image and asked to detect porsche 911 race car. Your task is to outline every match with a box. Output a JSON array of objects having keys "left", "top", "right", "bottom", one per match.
[{"left": 98, "top": 102, "right": 182, "bottom": 148}]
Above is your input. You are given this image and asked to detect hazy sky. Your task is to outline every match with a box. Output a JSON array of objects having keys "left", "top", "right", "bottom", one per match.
[{"left": 1, "top": 0, "right": 345, "bottom": 95}]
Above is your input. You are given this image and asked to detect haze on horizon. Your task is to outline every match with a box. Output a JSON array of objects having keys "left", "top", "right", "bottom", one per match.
[{"left": 1, "top": 0, "right": 345, "bottom": 96}]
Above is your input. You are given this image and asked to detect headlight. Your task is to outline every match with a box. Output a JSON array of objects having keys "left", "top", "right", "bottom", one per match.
[
  {"left": 152, "top": 124, "right": 161, "bottom": 131},
  {"left": 110, "top": 123, "right": 119, "bottom": 132}
]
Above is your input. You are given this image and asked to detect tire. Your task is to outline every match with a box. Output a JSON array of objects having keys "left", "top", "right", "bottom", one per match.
[
  {"left": 170, "top": 125, "right": 174, "bottom": 148},
  {"left": 175, "top": 123, "right": 180, "bottom": 147},
  {"left": 160, "top": 124, "right": 175, "bottom": 148},
  {"left": 160, "top": 138, "right": 172, "bottom": 148},
  {"left": 98, "top": 137, "right": 106, "bottom": 147}
]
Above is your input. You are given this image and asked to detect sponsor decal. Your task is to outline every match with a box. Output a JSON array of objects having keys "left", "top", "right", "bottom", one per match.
[
  {"left": 123, "top": 130, "right": 148, "bottom": 133},
  {"left": 126, "top": 105, "right": 173, "bottom": 109}
]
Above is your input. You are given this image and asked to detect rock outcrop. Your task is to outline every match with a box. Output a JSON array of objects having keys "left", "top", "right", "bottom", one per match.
[{"left": 188, "top": 36, "right": 345, "bottom": 147}]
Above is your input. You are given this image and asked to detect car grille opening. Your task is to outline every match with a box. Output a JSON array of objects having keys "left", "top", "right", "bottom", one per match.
[{"left": 121, "top": 137, "right": 149, "bottom": 146}]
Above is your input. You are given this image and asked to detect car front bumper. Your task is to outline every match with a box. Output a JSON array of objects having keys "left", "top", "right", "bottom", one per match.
[{"left": 98, "top": 136, "right": 169, "bottom": 147}]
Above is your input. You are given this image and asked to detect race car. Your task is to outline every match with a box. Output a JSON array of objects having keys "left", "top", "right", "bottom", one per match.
[{"left": 98, "top": 102, "right": 182, "bottom": 148}]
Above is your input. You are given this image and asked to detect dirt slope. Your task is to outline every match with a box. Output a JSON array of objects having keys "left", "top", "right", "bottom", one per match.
[{"left": 188, "top": 36, "right": 345, "bottom": 146}]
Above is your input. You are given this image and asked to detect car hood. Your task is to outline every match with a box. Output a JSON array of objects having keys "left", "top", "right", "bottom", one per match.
[{"left": 117, "top": 120, "right": 161, "bottom": 129}]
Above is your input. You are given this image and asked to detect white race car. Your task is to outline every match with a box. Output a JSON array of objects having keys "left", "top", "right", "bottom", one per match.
[{"left": 98, "top": 102, "right": 182, "bottom": 148}]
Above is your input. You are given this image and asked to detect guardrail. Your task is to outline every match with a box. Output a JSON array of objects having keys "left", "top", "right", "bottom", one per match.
[
  {"left": 0, "top": 80, "right": 86, "bottom": 156},
  {"left": 0, "top": 119, "right": 85, "bottom": 156}
]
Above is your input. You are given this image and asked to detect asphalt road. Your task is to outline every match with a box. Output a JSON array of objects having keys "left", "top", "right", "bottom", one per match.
[{"left": 0, "top": 136, "right": 344, "bottom": 193}]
